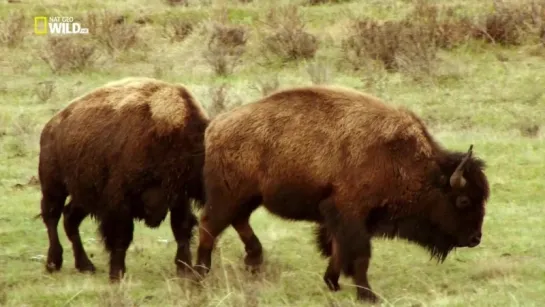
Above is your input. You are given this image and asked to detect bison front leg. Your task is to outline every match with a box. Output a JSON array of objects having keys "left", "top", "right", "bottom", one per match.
[
  {"left": 170, "top": 201, "right": 197, "bottom": 277},
  {"left": 351, "top": 239, "right": 378, "bottom": 303},
  {"left": 99, "top": 212, "right": 134, "bottom": 282},
  {"left": 319, "top": 199, "right": 378, "bottom": 303}
]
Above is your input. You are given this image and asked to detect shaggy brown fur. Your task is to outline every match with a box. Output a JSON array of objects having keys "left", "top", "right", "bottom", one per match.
[
  {"left": 38, "top": 77, "right": 209, "bottom": 281},
  {"left": 193, "top": 85, "right": 490, "bottom": 302}
]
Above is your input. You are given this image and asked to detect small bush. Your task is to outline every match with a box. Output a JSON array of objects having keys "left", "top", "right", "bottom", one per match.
[
  {"left": 208, "top": 83, "right": 229, "bottom": 116},
  {"left": 86, "top": 10, "right": 140, "bottom": 54},
  {"left": 206, "top": 83, "right": 244, "bottom": 117},
  {"left": 342, "top": 3, "right": 441, "bottom": 75},
  {"left": 251, "top": 75, "right": 280, "bottom": 97},
  {"left": 163, "top": 0, "right": 189, "bottom": 6},
  {"left": 474, "top": 0, "right": 545, "bottom": 46},
  {"left": 306, "top": 0, "right": 352, "bottom": 5},
  {"left": 409, "top": 2, "right": 475, "bottom": 49},
  {"left": 306, "top": 60, "right": 333, "bottom": 84},
  {"left": 39, "top": 37, "right": 97, "bottom": 74},
  {"left": 481, "top": 5, "right": 526, "bottom": 45},
  {"left": 203, "top": 22, "right": 247, "bottom": 76},
  {"left": 34, "top": 81, "right": 55, "bottom": 103},
  {"left": 260, "top": 5, "right": 319, "bottom": 61},
  {"left": 162, "top": 18, "right": 194, "bottom": 42},
  {"left": 153, "top": 59, "right": 173, "bottom": 79},
  {"left": 0, "top": 10, "right": 27, "bottom": 48},
  {"left": 517, "top": 122, "right": 540, "bottom": 138}
]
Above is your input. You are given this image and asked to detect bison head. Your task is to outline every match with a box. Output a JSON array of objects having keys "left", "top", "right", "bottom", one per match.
[{"left": 431, "top": 144, "right": 490, "bottom": 249}]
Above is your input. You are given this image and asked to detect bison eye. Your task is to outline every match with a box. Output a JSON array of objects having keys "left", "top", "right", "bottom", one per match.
[{"left": 456, "top": 196, "right": 471, "bottom": 209}]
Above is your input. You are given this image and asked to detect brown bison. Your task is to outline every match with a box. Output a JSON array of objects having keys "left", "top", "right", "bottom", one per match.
[
  {"left": 38, "top": 77, "right": 209, "bottom": 281},
  {"left": 193, "top": 86, "right": 490, "bottom": 302}
]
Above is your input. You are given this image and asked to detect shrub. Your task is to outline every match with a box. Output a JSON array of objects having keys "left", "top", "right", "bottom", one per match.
[
  {"left": 39, "top": 37, "right": 97, "bottom": 73},
  {"left": 306, "top": 0, "right": 352, "bottom": 5},
  {"left": 162, "top": 18, "right": 194, "bottom": 42},
  {"left": 473, "top": 0, "right": 545, "bottom": 46},
  {"left": 163, "top": 0, "right": 189, "bottom": 6},
  {"left": 260, "top": 5, "right": 319, "bottom": 61},
  {"left": 85, "top": 10, "right": 140, "bottom": 54},
  {"left": 306, "top": 60, "right": 333, "bottom": 84},
  {"left": 342, "top": 2, "right": 445, "bottom": 74},
  {"left": 34, "top": 81, "right": 55, "bottom": 103},
  {"left": 480, "top": 4, "right": 526, "bottom": 45},
  {"left": 0, "top": 10, "right": 27, "bottom": 48},
  {"left": 203, "top": 22, "right": 248, "bottom": 76},
  {"left": 206, "top": 83, "right": 243, "bottom": 117},
  {"left": 409, "top": 1, "right": 475, "bottom": 49},
  {"left": 207, "top": 83, "right": 229, "bottom": 118},
  {"left": 251, "top": 75, "right": 280, "bottom": 97}
]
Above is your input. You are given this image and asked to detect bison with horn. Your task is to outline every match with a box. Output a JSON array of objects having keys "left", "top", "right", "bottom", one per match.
[{"left": 193, "top": 85, "right": 490, "bottom": 302}]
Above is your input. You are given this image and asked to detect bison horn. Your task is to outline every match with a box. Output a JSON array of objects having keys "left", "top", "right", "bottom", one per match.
[{"left": 449, "top": 144, "right": 473, "bottom": 189}]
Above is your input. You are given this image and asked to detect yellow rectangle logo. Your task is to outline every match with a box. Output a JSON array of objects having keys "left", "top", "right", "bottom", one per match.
[{"left": 34, "top": 17, "right": 48, "bottom": 35}]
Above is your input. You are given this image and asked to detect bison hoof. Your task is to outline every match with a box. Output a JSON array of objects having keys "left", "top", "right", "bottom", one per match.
[
  {"left": 245, "top": 264, "right": 262, "bottom": 275},
  {"left": 323, "top": 265, "right": 341, "bottom": 291},
  {"left": 176, "top": 264, "right": 194, "bottom": 278},
  {"left": 46, "top": 247, "right": 63, "bottom": 272},
  {"left": 244, "top": 253, "right": 263, "bottom": 273},
  {"left": 323, "top": 276, "right": 340, "bottom": 291},
  {"left": 45, "top": 261, "right": 62, "bottom": 273},
  {"left": 109, "top": 269, "right": 125, "bottom": 283},
  {"left": 192, "top": 265, "right": 210, "bottom": 280},
  {"left": 357, "top": 288, "right": 379, "bottom": 303},
  {"left": 76, "top": 260, "right": 96, "bottom": 273}
]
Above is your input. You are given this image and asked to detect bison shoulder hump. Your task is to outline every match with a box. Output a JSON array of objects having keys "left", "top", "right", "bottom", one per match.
[{"left": 71, "top": 77, "right": 208, "bottom": 132}]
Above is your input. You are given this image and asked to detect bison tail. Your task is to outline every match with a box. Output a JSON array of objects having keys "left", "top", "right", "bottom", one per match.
[{"left": 315, "top": 224, "right": 332, "bottom": 257}]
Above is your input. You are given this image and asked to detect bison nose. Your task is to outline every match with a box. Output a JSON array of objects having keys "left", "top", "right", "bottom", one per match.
[{"left": 468, "top": 232, "right": 482, "bottom": 247}]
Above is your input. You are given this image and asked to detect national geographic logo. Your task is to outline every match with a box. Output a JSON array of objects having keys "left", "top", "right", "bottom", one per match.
[{"left": 34, "top": 16, "right": 89, "bottom": 35}]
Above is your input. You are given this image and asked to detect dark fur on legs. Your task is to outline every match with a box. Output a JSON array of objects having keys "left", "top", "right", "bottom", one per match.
[
  {"left": 315, "top": 223, "right": 332, "bottom": 257},
  {"left": 40, "top": 185, "right": 67, "bottom": 273},
  {"left": 170, "top": 204, "right": 198, "bottom": 276},
  {"left": 63, "top": 201, "right": 96, "bottom": 273},
  {"left": 319, "top": 198, "right": 379, "bottom": 303},
  {"left": 194, "top": 196, "right": 263, "bottom": 278},
  {"left": 99, "top": 211, "right": 134, "bottom": 281}
]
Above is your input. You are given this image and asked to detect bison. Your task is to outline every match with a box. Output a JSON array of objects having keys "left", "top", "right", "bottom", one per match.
[
  {"left": 38, "top": 77, "right": 209, "bottom": 281},
  {"left": 193, "top": 86, "right": 490, "bottom": 302}
]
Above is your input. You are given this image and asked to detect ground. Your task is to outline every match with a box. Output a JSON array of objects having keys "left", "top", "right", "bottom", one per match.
[{"left": 1, "top": 0, "right": 544, "bottom": 306}]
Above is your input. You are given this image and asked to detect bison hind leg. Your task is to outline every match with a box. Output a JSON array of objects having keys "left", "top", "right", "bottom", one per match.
[
  {"left": 315, "top": 223, "right": 332, "bottom": 257},
  {"left": 170, "top": 198, "right": 198, "bottom": 277},
  {"left": 40, "top": 184, "right": 68, "bottom": 273},
  {"left": 63, "top": 201, "right": 96, "bottom": 273},
  {"left": 231, "top": 200, "right": 263, "bottom": 273}
]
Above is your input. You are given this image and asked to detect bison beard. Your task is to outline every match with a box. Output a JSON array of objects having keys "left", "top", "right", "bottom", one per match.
[
  {"left": 193, "top": 85, "right": 490, "bottom": 302},
  {"left": 37, "top": 77, "right": 208, "bottom": 282}
]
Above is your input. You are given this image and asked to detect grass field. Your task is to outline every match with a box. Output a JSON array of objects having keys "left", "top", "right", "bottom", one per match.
[{"left": 1, "top": 0, "right": 545, "bottom": 306}]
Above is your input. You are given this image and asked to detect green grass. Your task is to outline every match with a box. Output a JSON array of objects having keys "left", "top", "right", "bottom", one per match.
[{"left": 1, "top": 0, "right": 545, "bottom": 306}]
